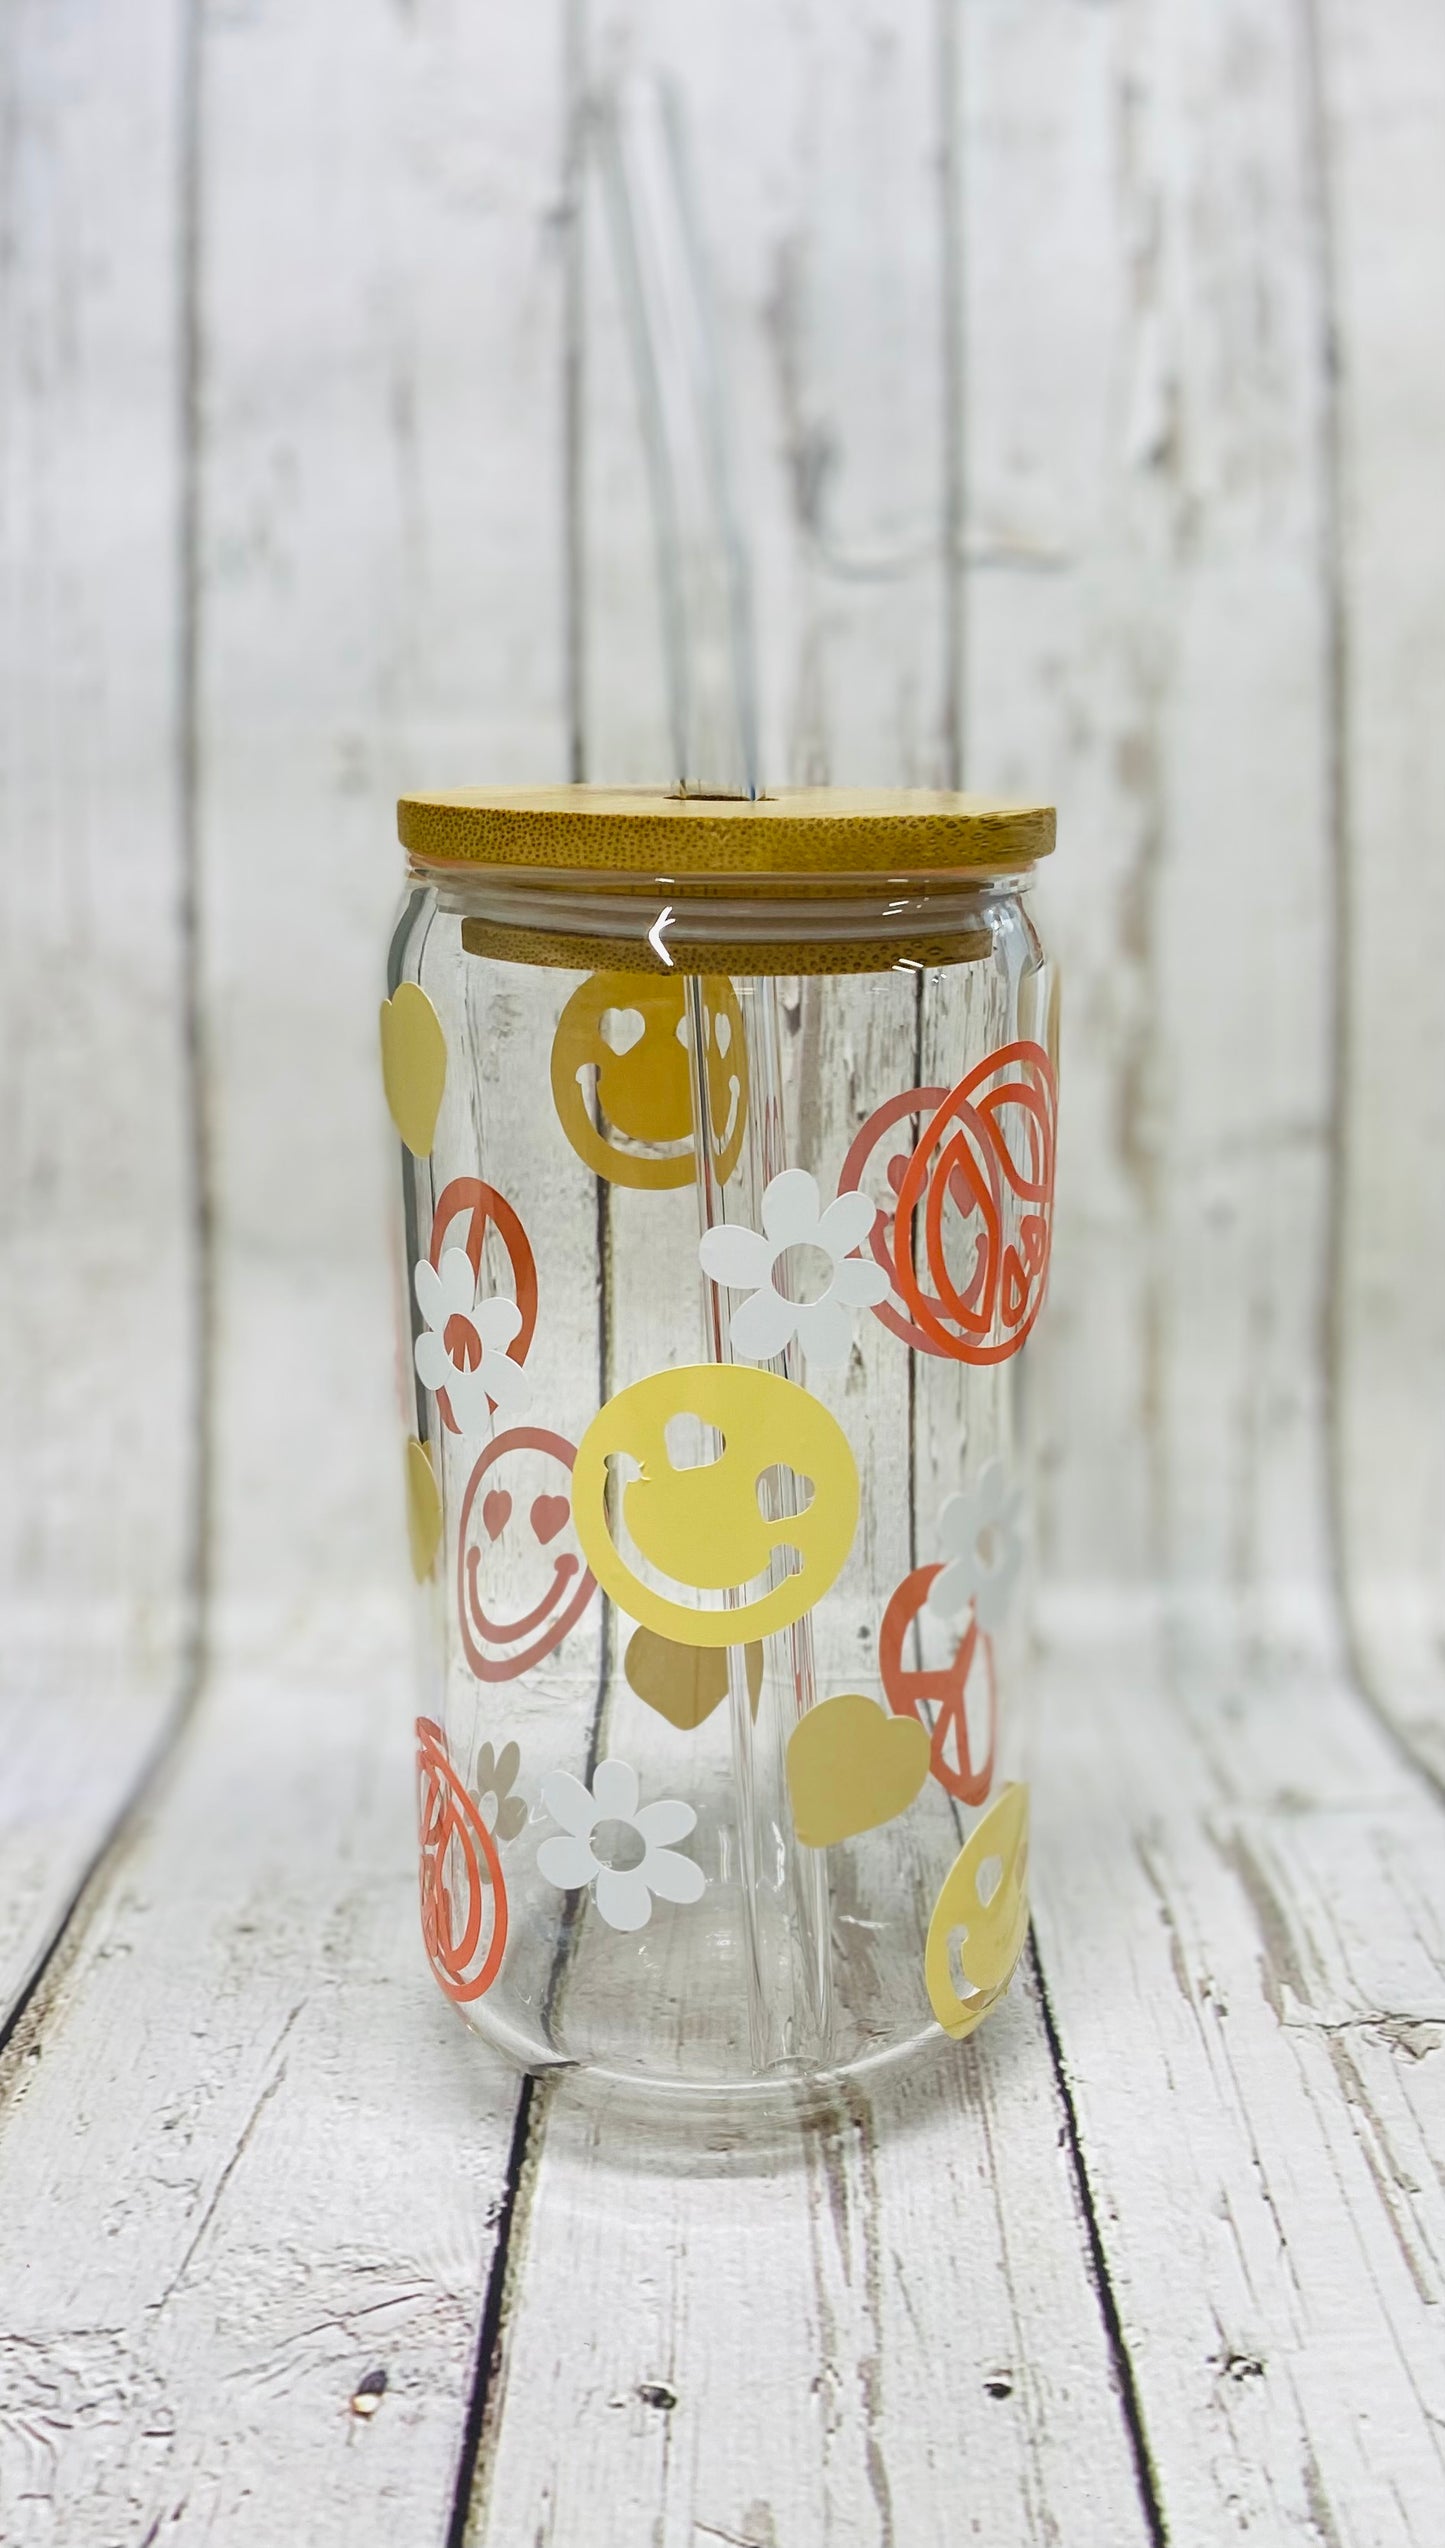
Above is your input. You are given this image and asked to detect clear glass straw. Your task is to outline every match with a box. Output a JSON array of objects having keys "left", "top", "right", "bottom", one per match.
[
  {"left": 600, "top": 72, "right": 832, "bottom": 2069},
  {"left": 686, "top": 974, "right": 833, "bottom": 2074},
  {"left": 594, "top": 70, "right": 760, "bottom": 799}
]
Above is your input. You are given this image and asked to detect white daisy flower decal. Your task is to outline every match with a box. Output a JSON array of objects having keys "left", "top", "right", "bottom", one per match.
[
  {"left": 536, "top": 1757, "right": 705, "bottom": 1933},
  {"left": 413, "top": 1248, "right": 530, "bottom": 1435},
  {"left": 928, "top": 1458, "right": 1025, "bottom": 1632},
  {"left": 698, "top": 1167, "right": 889, "bottom": 1367}
]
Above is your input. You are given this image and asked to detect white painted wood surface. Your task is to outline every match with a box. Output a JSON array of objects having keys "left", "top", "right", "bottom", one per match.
[
  {"left": 1324, "top": 0, "right": 1445, "bottom": 1794},
  {"left": 0, "top": 0, "right": 197, "bottom": 2029},
  {"left": 1, "top": 3, "right": 1442, "bottom": 2545}
]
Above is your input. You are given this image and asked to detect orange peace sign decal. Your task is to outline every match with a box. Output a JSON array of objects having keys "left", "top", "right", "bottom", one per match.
[
  {"left": 878, "top": 1564, "right": 997, "bottom": 1806},
  {"left": 837, "top": 1085, "right": 952, "bottom": 1354},
  {"left": 889, "top": 1042, "right": 1057, "bottom": 1365},
  {"left": 416, "top": 1717, "right": 508, "bottom": 2002},
  {"left": 427, "top": 1176, "right": 539, "bottom": 1432}
]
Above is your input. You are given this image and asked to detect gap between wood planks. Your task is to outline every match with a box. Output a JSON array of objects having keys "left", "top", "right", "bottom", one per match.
[
  {"left": 439, "top": 1949, "right": 1174, "bottom": 2548},
  {"left": 1030, "top": 1939, "right": 1169, "bottom": 2548}
]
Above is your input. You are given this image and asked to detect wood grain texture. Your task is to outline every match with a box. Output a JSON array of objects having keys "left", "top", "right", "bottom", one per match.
[
  {"left": 1319, "top": 0, "right": 1445, "bottom": 1790},
  {"left": 2, "top": 3, "right": 571, "bottom": 2533},
  {"left": 0, "top": 0, "right": 198, "bottom": 2028},
  {"left": 580, "top": 0, "right": 958, "bottom": 793},
  {"left": 0, "top": 1605, "right": 517, "bottom": 2547},
  {"left": 0, "top": 0, "right": 1442, "bottom": 2543},
  {"left": 1032, "top": 1607, "right": 1445, "bottom": 2545},
  {"left": 957, "top": 10, "right": 1445, "bottom": 2528},
  {"left": 468, "top": 1990, "right": 1151, "bottom": 2548},
  {"left": 962, "top": 0, "right": 1336, "bottom": 1610},
  {"left": 195, "top": 0, "right": 573, "bottom": 1619}
]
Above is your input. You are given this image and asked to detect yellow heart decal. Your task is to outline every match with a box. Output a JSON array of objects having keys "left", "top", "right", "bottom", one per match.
[
  {"left": 786, "top": 1692, "right": 929, "bottom": 1848},
  {"left": 925, "top": 1782, "right": 1029, "bottom": 2038},
  {"left": 380, "top": 982, "right": 447, "bottom": 1158},
  {"left": 405, "top": 1436, "right": 443, "bottom": 1582},
  {"left": 625, "top": 1625, "right": 763, "bottom": 1732}
]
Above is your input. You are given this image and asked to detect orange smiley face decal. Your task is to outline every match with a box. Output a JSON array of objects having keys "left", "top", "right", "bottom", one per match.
[
  {"left": 457, "top": 1427, "right": 598, "bottom": 1683},
  {"left": 549, "top": 972, "right": 748, "bottom": 1189},
  {"left": 571, "top": 1365, "right": 859, "bottom": 1646}
]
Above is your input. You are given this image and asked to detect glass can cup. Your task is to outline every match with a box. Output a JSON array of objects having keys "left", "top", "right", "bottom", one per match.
[{"left": 382, "top": 789, "right": 1059, "bottom": 2107}]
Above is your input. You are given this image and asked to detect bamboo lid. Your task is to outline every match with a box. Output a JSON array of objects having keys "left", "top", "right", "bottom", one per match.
[{"left": 397, "top": 787, "right": 1055, "bottom": 877}]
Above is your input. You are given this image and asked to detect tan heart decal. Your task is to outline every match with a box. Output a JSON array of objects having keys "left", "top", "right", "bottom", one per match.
[
  {"left": 380, "top": 982, "right": 447, "bottom": 1158},
  {"left": 405, "top": 1437, "right": 443, "bottom": 1583},
  {"left": 786, "top": 1692, "right": 929, "bottom": 1848},
  {"left": 625, "top": 1625, "right": 763, "bottom": 1733},
  {"left": 482, "top": 1489, "right": 512, "bottom": 1542}
]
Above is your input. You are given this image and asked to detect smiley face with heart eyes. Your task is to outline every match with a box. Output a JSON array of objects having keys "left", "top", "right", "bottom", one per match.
[
  {"left": 457, "top": 1427, "right": 598, "bottom": 1683},
  {"left": 571, "top": 1365, "right": 859, "bottom": 1646},
  {"left": 550, "top": 971, "right": 748, "bottom": 1190}
]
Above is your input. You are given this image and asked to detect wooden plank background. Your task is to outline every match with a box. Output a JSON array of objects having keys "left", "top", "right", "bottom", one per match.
[{"left": 0, "top": 2, "right": 1440, "bottom": 2542}]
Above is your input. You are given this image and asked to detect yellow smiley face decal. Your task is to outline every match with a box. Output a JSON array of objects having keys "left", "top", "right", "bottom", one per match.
[
  {"left": 549, "top": 972, "right": 748, "bottom": 1189},
  {"left": 571, "top": 1365, "right": 859, "bottom": 1646},
  {"left": 925, "top": 1782, "right": 1030, "bottom": 2038}
]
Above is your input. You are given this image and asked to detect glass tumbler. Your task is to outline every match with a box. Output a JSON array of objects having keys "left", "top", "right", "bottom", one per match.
[{"left": 381, "top": 789, "right": 1058, "bottom": 2106}]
